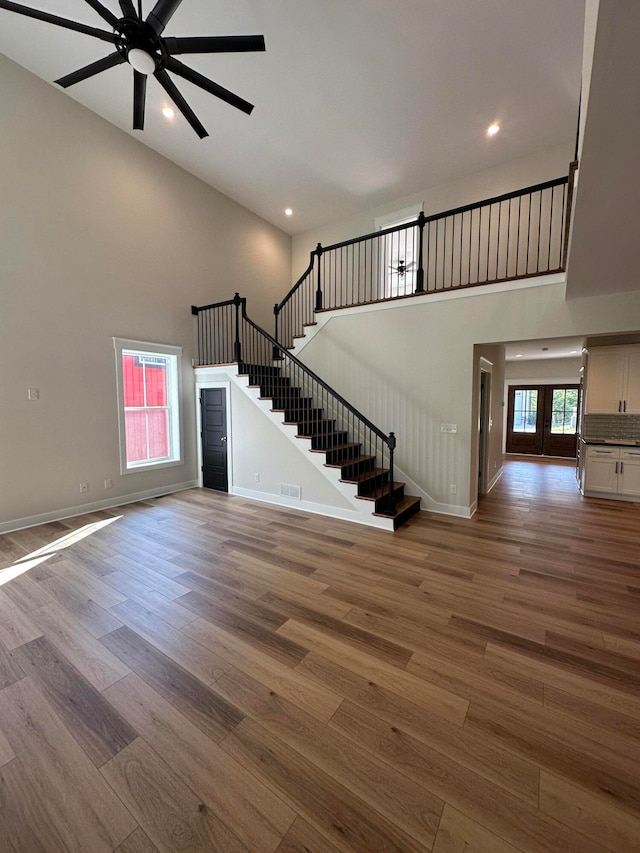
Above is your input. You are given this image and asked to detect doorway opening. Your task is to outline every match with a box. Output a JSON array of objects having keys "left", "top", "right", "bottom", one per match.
[{"left": 506, "top": 384, "right": 579, "bottom": 457}]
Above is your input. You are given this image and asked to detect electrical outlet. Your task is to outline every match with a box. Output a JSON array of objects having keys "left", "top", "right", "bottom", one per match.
[
  {"left": 441, "top": 423, "right": 457, "bottom": 434},
  {"left": 27, "top": 388, "right": 39, "bottom": 401},
  {"left": 104, "top": 478, "right": 112, "bottom": 490},
  {"left": 449, "top": 484, "right": 457, "bottom": 494},
  {"left": 79, "top": 482, "right": 88, "bottom": 494},
  {"left": 254, "top": 473, "right": 260, "bottom": 483}
]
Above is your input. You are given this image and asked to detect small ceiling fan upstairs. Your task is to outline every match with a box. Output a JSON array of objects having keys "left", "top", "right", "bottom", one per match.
[{"left": 0, "top": 0, "right": 266, "bottom": 138}]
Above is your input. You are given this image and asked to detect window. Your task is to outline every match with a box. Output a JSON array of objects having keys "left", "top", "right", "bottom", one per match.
[
  {"left": 550, "top": 387, "right": 578, "bottom": 434},
  {"left": 512, "top": 388, "right": 539, "bottom": 432},
  {"left": 375, "top": 204, "right": 423, "bottom": 298},
  {"left": 113, "top": 338, "right": 183, "bottom": 473}
]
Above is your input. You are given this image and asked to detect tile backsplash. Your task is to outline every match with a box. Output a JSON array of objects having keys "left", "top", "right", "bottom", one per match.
[{"left": 582, "top": 414, "right": 640, "bottom": 441}]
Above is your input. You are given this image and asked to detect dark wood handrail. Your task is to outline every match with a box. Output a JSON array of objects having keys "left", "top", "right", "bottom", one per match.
[
  {"left": 240, "top": 302, "right": 391, "bottom": 445},
  {"left": 320, "top": 175, "right": 569, "bottom": 254},
  {"left": 276, "top": 259, "right": 315, "bottom": 312}
]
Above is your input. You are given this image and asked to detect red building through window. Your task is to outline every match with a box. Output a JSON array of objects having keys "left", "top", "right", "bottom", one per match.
[{"left": 122, "top": 354, "right": 170, "bottom": 463}]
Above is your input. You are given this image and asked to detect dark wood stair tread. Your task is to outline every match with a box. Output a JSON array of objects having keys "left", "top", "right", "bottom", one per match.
[
  {"left": 373, "top": 495, "right": 421, "bottom": 528},
  {"left": 310, "top": 442, "right": 360, "bottom": 454},
  {"left": 340, "top": 467, "right": 387, "bottom": 485},
  {"left": 325, "top": 454, "right": 375, "bottom": 469},
  {"left": 356, "top": 481, "right": 405, "bottom": 502}
]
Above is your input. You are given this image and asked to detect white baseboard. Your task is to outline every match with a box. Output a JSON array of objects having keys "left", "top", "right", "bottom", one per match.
[
  {"left": 231, "top": 487, "right": 395, "bottom": 530},
  {"left": 486, "top": 467, "right": 504, "bottom": 493},
  {"left": 0, "top": 481, "right": 199, "bottom": 535}
]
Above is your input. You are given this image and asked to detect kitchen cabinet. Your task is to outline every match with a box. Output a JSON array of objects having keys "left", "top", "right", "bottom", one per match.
[
  {"left": 583, "top": 445, "right": 640, "bottom": 499},
  {"left": 584, "top": 345, "right": 640, "bottom": 414},
  {"left": 619, "top": 447, "right": 640, "bottom": 496}
]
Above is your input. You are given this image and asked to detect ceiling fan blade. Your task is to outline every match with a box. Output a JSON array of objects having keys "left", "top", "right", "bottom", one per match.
[
  {"left": 0, "top": 0, "right": 114, "bottom": 42},
  {"left": 166, "top": 57, "right": 254, "bottom": 115},
  {"left": 119, "top": 0, "right": 137, "bottom": 19},
  {"left": 164, "top": 35, "right": 265, "bottom": 55},
  {"left": 133, "top": 70, "right": 146, "bottom": 130},
  {"left": 82, "top": 0, "right": 118, "bottom": 27},
  {"left": 155, "top": 68, "right": 208, "bottom": 138},
  {"left": 55, "top": 52, "right": 126, "bottom": 88},
  {"left": 147, "top": 0, "right": 182, "bottom": 34}
]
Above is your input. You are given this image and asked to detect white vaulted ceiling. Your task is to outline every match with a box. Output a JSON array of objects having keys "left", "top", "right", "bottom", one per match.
[{"left": 0, "top": 0, "right": 584, "bottom": 235}]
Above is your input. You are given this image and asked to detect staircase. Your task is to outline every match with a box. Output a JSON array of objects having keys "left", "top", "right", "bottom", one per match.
[{"left": 239, "top": 362, "right": 421, "bottom": 530}]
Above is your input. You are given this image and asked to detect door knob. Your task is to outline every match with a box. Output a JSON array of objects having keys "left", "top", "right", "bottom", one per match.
[{"left": 220, "top": 436, "right": 227, "bottom": 443}]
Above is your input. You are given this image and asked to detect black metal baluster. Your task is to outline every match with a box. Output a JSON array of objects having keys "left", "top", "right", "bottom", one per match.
[
  {"left": 477, "top": 207, "right": 482, "bottom": 284},
  {"left": 233, "top": 292, "right": 242, "bottom": 363},
  {"left": 486, "top": 204, "right": 492, "bottom": 282},
  {"left": 458, "top": 211, "right": 463, "bottom": 287},
  {"left": 468, "top": 209, "right": 473, "bottom": 285},
  {"left": 506, "top": 199, "right": 512, "bottom": 278},
  {"left": 315, "top": 243, "right": 323, "bottom": 311},
  {"left": 450, "top": 213, "right": 455, "bottom": 288},
  {"left": 525, "top": 193, "right": 531, "bottom": 274},
  {"left": 415, "top": 212, "right": 425, "bottom": 293},
  {"left": 496, "top": 201, "right": 502, "bottom": 279},
  {"left": 537, "top": 190, "right": 542, "bottom": 272},
  {"left": 547, "top": 185, "right": 554, "bottom": 271}
]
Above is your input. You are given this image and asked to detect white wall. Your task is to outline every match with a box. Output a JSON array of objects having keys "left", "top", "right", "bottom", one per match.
[
  {"left": 291, "top": 143, "right": 573, "bottom": 282},
  {"left": 505, "top": 356, "right": 582, "bottom": 382},
  {"left": 0, "top": 56, "right": 291, "bottom": 530},
  {"left": 296, "top": 277, "right": 640, "bottom": 514}
]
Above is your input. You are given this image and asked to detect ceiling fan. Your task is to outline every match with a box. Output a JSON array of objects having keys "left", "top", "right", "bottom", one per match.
[{"left": 0, "top": 0, "right": 265, "bottom": 138}]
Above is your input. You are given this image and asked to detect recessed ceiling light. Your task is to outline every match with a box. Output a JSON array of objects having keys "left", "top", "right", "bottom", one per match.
[
  {"left": 284, "top": 208, "right": 293, "bottom": 216},
  {"left": 487, "top": 123, "right": 500, "bottom": 137},
  {"left": 162, "top": 106, "right": 175, "bottom": 119}
]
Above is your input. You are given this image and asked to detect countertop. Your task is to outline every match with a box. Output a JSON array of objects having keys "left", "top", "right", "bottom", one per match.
[{"left": 580, "top": 437, "right": 640, "bottom": 447}]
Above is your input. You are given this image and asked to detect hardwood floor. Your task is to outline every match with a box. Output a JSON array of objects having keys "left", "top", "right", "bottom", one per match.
[{"left": 1, "top": 458, "right": 640, "bottom": 851}]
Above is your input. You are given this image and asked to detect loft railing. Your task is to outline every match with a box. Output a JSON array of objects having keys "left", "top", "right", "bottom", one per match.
[
  {"left": 274, "top": 174, "right": 571, "bottom": 350},
  {"left": 191, "top": 294, "right": 397, "bottom": 513}
]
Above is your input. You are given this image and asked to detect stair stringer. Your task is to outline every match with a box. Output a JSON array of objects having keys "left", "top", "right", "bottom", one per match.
[{"left": 195, "top": 365, "right": 395, "bottom": 530}]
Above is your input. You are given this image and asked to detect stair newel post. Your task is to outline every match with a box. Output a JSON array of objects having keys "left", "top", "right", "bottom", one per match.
[
  {"left": 415, "top": 211, "right": 426, "bottom": 294},
  {"left": 233, "top": 292, "right": 242, "bottom": 364},
  {"left": 315, "top": 243, "right": 324, "bottom": 311},
  {"left": 273, "top": 303, "right": 281, "bottom": 361},
  {"left": 387, "top": 431, "right": 397, "bottom": 514}
]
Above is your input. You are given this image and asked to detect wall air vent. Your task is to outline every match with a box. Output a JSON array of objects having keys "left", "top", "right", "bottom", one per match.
[{"left": 279, "top": 483, "right": 301, "bottom": 500}]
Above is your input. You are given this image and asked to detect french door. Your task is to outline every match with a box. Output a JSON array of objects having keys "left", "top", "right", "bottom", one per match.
[{"left": 506, "top": 385, "right": 579, "bottom": 458}]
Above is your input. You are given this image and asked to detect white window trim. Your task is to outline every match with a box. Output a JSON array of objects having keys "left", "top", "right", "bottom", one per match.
[
  {"left": 374, "top": 203, "right": 423, "bottom": 232},
  {"left": 113, "top": 337, "right": 184, "bottom": 475}
]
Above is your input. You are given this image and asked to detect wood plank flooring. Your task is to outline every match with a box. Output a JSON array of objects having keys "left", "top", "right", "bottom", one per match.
[{"left": 1, "top": 458, "right": 640, "bottom": 851}]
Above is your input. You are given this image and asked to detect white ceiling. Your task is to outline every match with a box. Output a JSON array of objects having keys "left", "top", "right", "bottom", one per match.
[
  {"left": 0, "top": 0, "right": 584, "bottom": 235},
  {"left": 504, "top": 337, "right": 585, "bottom": 362}
]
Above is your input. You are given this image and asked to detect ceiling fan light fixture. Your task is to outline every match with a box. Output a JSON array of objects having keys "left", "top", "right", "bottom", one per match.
[{"left": 127, "top": 47, "right": 156, "bottom": 75}]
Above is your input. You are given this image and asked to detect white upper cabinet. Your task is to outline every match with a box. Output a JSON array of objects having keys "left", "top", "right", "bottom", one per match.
[{"left": 585, "top": 346, "right": 640, "bottom": 414}]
